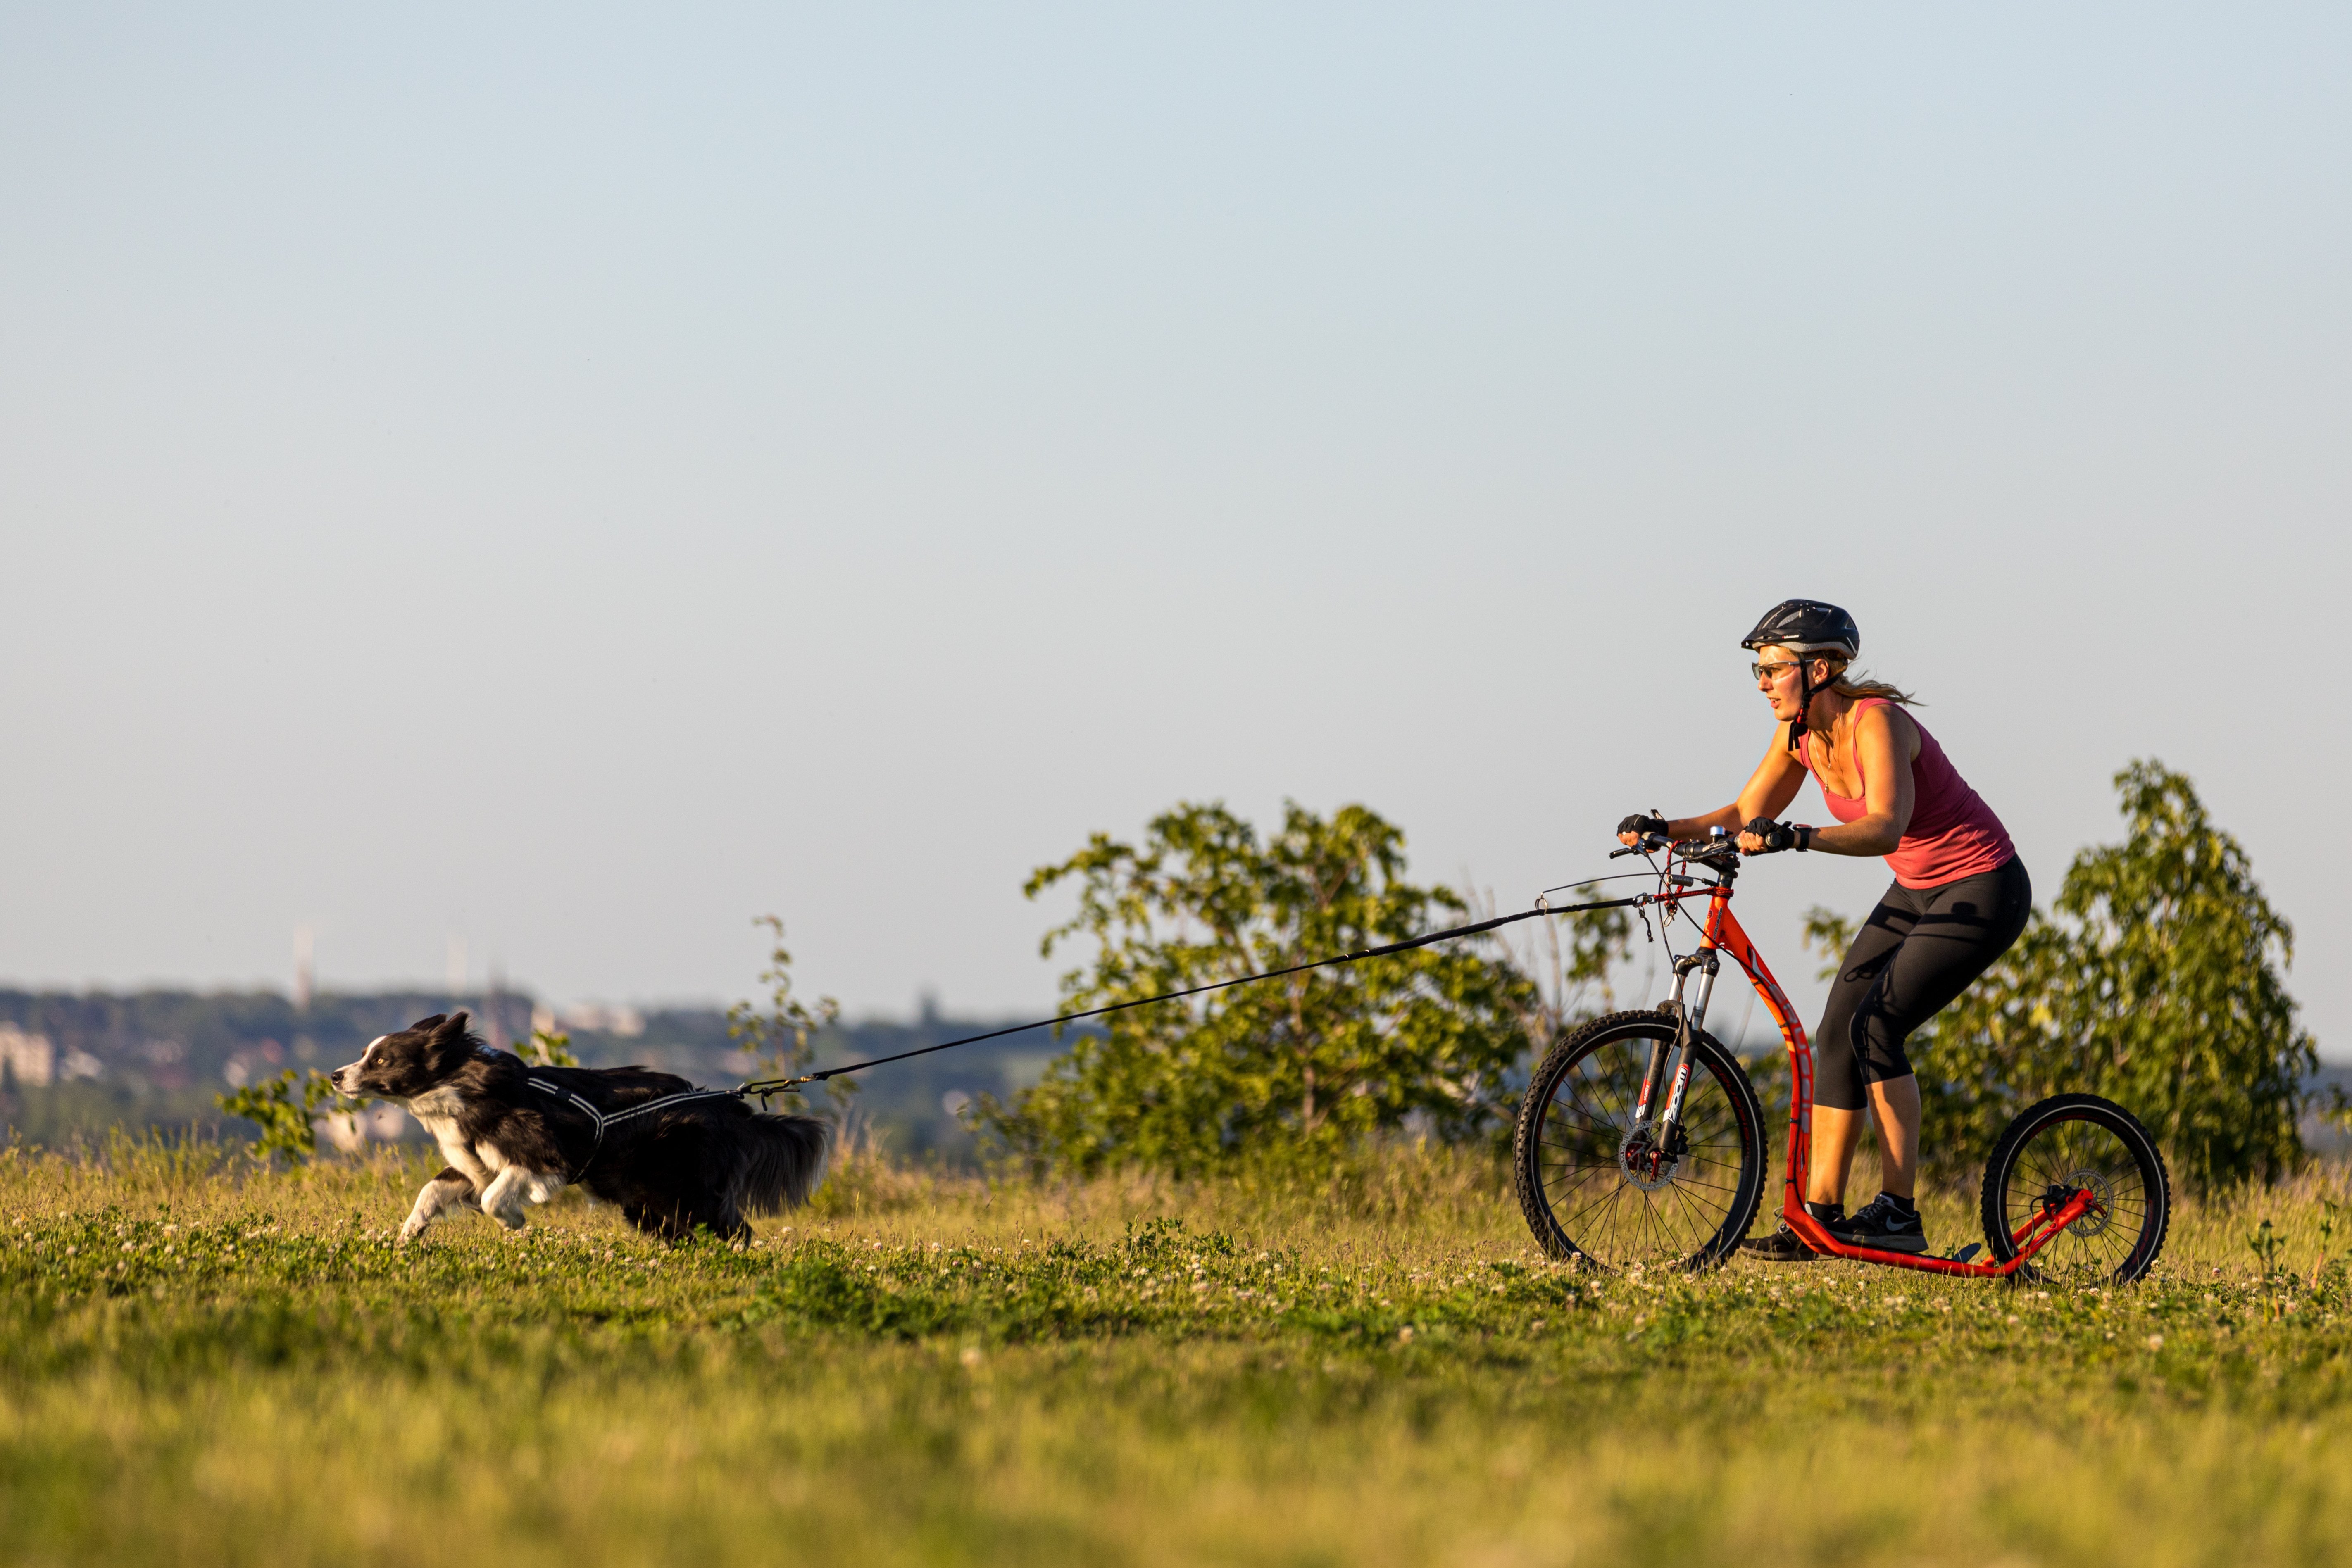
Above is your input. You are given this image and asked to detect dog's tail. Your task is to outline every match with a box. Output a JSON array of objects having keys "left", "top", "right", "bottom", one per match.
[{"left": 731, "top": 1112, "right": 831, "bottom": 1216}]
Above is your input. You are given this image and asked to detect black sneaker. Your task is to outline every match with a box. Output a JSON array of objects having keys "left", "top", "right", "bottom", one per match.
[
  {"left": 1825, "top": 1193, "right": 1928, "bottom": 1254},
  {"left": 1737, "top": 1223, "right": 1827, "bottom": 1263}
]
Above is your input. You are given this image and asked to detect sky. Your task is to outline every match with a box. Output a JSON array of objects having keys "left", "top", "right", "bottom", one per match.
[{"left": 2, "top": 5, "right": 2347, "bottom": 1054}]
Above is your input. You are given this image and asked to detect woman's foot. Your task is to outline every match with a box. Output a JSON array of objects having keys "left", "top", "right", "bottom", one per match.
[
  {"left": 1826, "top": 1192, "right": 1928, "bottom": 1253},
  {"left": 1738, "top": 1200, "right": 1841, "bottom": 1262},
  {"left": 1738, "top": 1223, "right": 1826, "bottom": 1262}
]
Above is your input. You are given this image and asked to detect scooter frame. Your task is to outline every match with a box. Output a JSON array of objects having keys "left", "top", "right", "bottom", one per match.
[{"left": 1633, "top": 837, "right": 2097, "bottom": 1276}]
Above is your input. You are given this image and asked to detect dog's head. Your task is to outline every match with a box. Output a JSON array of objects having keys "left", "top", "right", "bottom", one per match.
[{"left": 331, "top": 1011, "right": 483, "bottom": 1100}]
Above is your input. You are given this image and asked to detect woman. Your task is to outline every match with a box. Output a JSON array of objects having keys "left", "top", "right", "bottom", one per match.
[{"left": 1616, "top": 599, "right": 2030, "bottom": 1259}]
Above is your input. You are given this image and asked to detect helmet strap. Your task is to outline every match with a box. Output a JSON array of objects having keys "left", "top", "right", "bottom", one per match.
[
  {"left": 1787, "top": 660, "right": 1814, "bottom": 754},
  {"left": 1787, "top": 653, "right": 1842, "bottom": 755}
]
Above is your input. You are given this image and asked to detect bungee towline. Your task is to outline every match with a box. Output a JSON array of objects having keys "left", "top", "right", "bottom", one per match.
[{"left": 736, "top": 891, "right": 1647, "bottom": 1101}]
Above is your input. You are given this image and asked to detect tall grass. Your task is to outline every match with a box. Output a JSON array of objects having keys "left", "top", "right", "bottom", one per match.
[{"left": 4, "top": 1133, "right": 2351, "bottom": 1566}]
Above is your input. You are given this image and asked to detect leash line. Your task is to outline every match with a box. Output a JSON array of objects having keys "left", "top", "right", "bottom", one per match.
[{"left": 738, "top": 893, "right": 1646, "bottom": 1097}]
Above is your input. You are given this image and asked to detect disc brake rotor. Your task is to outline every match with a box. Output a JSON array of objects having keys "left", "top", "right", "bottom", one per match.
[
  {"left": 1619, "top": 1119, "right": 1681, "bottom": 1193},
  {"left": 2045, "top": 1169, "right": 2115, "bottom": 1239}
]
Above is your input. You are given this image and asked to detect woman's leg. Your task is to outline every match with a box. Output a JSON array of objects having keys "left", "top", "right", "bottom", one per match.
[
  {"left": 1809, "top": 887, "right": 1923, "bottom": 1206},
  {"left": 1848, "top": 859, "right": 2034, "bottom": 1192},
  {"left": 1809, "top": 1108, "right": 1867, "bottom": 1206},
  {"left": 1811, "top": 1080, "right": 1924, "bottom": 1204},
  {"left": 1812, "top": 1080, "right": 1921, "bottom": 1201},
  {"left": 1864, "top": 1074, "right": 1921, "bottom": 1198}
]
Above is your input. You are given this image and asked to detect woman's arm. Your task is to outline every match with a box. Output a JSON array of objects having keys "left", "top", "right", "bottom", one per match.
[
  {"left": 1792, "top": 705, "right": 1917, "bottom": 857},
  {"left": 1619, "top": 734, "right": 1808, "bottom": 846}
]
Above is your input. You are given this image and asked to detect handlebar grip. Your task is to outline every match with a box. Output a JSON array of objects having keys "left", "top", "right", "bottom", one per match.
[{"left": 1610, "top": 834, "right": 1672, "bottom": 859}]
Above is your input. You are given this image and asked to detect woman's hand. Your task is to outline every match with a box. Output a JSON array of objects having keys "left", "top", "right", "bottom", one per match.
[
  {"left": 1616, "top": 813, "right": 1667, "bottom": 847},
  {"left": 1738, "top": 818, "right": 1812, "bottom": 854}
]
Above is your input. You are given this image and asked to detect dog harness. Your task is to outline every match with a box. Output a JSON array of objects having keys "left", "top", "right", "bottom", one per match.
[{"left": 526, "top": 1076, "right": 742, "bottom": 1180}]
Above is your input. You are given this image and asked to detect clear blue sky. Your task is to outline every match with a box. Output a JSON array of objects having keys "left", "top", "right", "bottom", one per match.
[{"left": 2, "top": 6, "right": 2345, "bottom": 1054}]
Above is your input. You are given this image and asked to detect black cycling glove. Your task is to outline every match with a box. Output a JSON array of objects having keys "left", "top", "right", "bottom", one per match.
[
  {"left": 1616, "top": 813, "right": 1668, "bottom": 838},
  {"left": 1741, "top": 818, "right": 1813, "bottom": 853}
]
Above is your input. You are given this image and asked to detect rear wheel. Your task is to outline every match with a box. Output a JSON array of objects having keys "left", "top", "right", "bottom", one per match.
[
  {"left": 1513, "top": 1009, "right": 1766, "bottom": 1271},
  {"left": 1981, "top": 1094, "right": 2170, "bottom": 1286}
]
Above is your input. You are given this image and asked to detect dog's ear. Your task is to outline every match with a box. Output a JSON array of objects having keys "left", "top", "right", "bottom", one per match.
[
  {"left": 408, "top": 1014, "right": 448, "bottom": 1034},
  {"left": 418, "top": 1010, "right": 478, "bottom": 1072}
]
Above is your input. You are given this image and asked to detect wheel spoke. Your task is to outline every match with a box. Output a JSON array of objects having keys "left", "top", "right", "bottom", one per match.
[
  {"left": 1518, "top": 1027, "right": 1764, "bottom": 1269},
  {"left": 1988, "top": 1105, "right": 2167, "bottom": 1286}
]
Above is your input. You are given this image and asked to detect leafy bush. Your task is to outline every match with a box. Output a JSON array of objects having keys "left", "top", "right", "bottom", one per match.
[
  {"left": 524, "top": 1028, "right": 580, "bottom": 1067},
  {"left": 978, "top": 800, "right": 1617, "bottom": 1177},
  {"left": 214, "top": 1068, "right": 340, "bottom": 1166},
  {"left": 1890, "top": 761, "right": 2312, "bottom": 1191},
  {"left": 727, "top": 914, "right": 849, "bottom": 1106}
]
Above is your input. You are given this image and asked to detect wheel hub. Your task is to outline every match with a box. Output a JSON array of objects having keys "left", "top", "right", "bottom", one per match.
[
  {"left": 2042, "top": 1170, "right": 2114, "bottom": 1238},
  {"left": 1619, "top": 1120, "right": 1683, "bottom": 1192}
]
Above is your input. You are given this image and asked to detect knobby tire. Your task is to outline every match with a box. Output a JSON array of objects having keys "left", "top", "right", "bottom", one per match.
[
  {"left": 1980, "top": 1093, "right": 2171, "bottom": 1286},
  {"left": 1513, "top": 1009, "right": 1766, "bottom": 1272}
]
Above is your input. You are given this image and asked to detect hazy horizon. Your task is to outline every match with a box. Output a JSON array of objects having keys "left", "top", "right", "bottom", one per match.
[{"left": 4, "top": 7, "right": 2346, "bottom": 1055}]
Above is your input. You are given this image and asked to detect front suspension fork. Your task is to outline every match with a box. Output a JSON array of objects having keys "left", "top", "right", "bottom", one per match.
[{"left": 1637, "top": 949, "right": 1720, "bottom": 1141}]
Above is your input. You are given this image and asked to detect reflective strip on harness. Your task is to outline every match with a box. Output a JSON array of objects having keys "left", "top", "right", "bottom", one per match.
[{"left": 526, "top": 1078, "right": 740, "bottom": 1179}]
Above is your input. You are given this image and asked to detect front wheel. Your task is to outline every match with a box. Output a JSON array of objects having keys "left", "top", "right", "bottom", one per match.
[
  {"left": 1981, "top": 1094, "right": 2171, "bottom": 1286},
  {"left": 1513, "top": 1009, "right": 1766, "bottom": 1271}
]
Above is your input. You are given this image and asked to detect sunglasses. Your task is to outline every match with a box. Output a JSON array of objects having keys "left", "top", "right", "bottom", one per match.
[{"left": 1750, "top": 661, "right": 1801, "bottom": 682}]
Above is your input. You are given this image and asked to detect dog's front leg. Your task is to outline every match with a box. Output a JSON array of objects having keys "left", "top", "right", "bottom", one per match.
[
  {"left": 477, "top": 1167, "right": 540, "bottom": 1231},
  {"left": 398, "top": 1167, "right": 482, "bottom": 1244}
]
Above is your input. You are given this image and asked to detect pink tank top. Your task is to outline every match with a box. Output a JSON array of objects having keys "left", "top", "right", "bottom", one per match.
[{"left": 1798, "top": 698, "right": 2014, "bottom": 889}]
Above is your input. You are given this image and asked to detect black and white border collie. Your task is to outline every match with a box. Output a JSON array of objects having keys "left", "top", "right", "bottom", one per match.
[{"left": 331, "top": 1011, "right": 827, "bottom": 1244}]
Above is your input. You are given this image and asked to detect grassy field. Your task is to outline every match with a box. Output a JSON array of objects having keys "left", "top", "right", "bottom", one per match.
[{"left": 4, "top": 1135, "right": 2351, "bottom": 1567}]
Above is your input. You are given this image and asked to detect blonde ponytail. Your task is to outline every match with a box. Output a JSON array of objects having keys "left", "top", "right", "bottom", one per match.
[{"left": 1812, "top": 656, "right": 1919, "bottom": 707}]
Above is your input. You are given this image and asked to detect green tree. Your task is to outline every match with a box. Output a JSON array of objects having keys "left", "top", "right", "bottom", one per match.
[
  {"left": 1802, "top": 907, "right": 1857, "bottom": 982},
  {"left": 978, "top": 801, "right": 1573, "bottom": 1177},
  {"left": 1908, "top": 761, "right": 2312, "bottom": 1190}
]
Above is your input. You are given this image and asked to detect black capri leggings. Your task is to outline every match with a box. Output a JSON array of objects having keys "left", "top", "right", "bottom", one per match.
[{"left": 1813, "top": 856, "right": 2032, "bottom": 1111}]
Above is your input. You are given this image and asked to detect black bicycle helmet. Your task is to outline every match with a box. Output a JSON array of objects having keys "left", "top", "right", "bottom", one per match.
[
  {"left": 1740, "top": 598, "right": 1859, "bottom": 659},
  {"left": 1742, "top": 600, "right": 1860, "bottom": 752}
]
